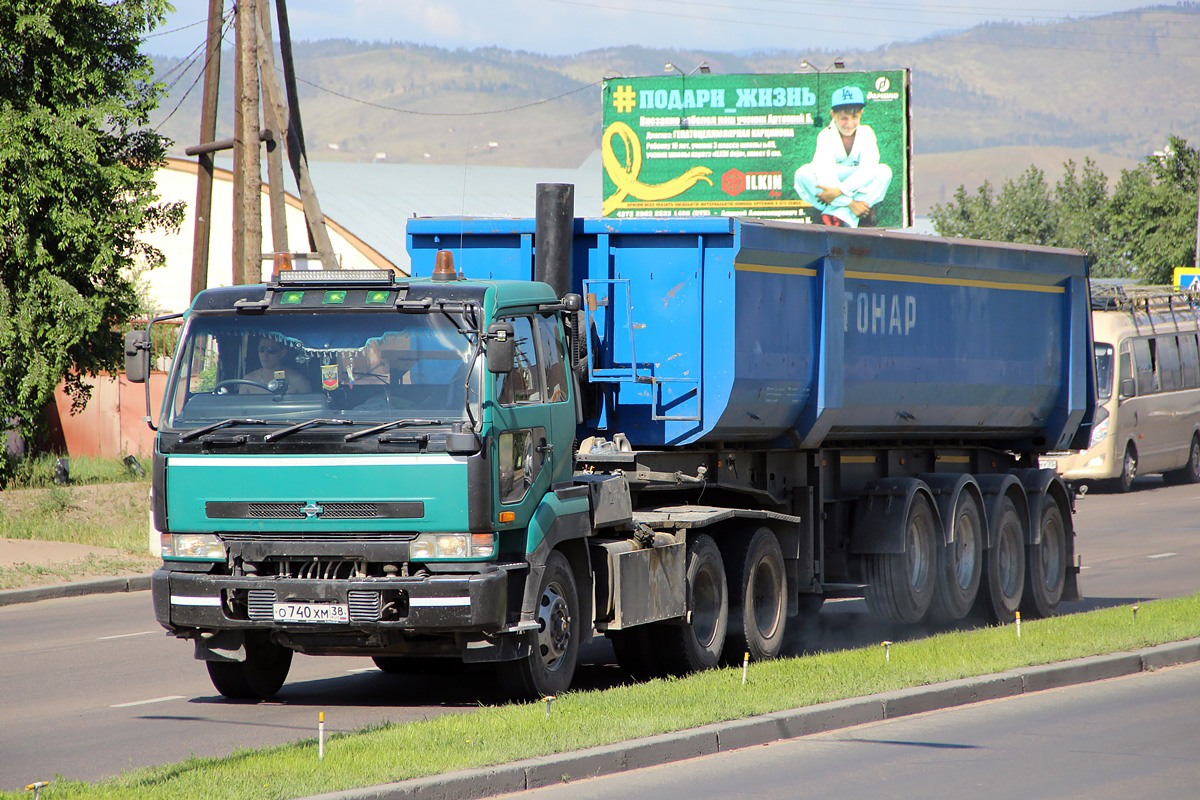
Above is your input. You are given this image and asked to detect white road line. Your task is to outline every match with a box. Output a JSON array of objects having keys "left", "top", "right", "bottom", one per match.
[
  {"left": 110, "top": 695, "right": 185, "bottom": 709},
  {"left": 1147, "top": 552, "right": 1178, "bottom": 559},
  {"left": 98, "top": 631, "right": 156, "bottom": 641}
]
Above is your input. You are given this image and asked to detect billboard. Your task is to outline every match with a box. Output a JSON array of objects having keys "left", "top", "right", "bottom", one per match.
[{"left": 601, "top": 70, "right": 911, "bottom": 228}]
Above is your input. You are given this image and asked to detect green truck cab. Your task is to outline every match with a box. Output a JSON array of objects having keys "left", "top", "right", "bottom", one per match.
[{"left": 127, "top": 264, "right": 593, "bottom": 699}]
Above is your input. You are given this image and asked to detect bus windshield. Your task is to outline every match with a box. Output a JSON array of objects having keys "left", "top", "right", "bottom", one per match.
[
  {"left": 1094, "top": 343, "right": 1114, "bottom": 402},
  {"left": 162, "top": 310, "right": 478, "bottom": 429}
]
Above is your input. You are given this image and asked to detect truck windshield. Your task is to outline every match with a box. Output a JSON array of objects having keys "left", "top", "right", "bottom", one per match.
[{"left": 162, "top": 311, "right": 477, "bottom": 429}]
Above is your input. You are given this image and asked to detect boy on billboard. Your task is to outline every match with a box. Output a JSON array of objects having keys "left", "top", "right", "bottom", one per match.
[{"left": 794, "top": 86, "right": 892, "bottom": 227}]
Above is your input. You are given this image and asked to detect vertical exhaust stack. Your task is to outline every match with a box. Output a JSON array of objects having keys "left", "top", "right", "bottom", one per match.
[{"left": 535, "top": 183, "right": 574, "bottom": 299}]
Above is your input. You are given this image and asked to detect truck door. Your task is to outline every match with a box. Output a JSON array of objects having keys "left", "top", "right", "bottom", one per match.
[{"left": 492, "top": 315, "right": 556, "bottom": 528}]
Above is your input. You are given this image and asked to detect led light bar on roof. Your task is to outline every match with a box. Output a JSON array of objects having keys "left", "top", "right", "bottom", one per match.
[{"left": 274, "top": 270, "right": 397, "bottom": 286}]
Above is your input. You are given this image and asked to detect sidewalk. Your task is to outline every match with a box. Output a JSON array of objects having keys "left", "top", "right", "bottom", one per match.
[{"left": 0, "top": 539, "right": 153, "bottom": 606}]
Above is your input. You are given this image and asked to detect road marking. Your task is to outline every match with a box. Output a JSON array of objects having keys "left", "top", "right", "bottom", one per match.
[
  {"left": 110, "top": 695, "right": 185, "bottom": 709},
  {"left": 1147, "top": 552, "right": 1178, "bottom": 559},
  {"left": 98, "top": 631, "right": 156, "bottom": 641}
]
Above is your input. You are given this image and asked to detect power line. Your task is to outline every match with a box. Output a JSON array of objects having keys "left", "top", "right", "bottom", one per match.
[
  {"left": 291, "top": 74, "right": 603, "bottom": 117},
  {"left": 154, "top": 14, "right": 235, "bottom": 132}
]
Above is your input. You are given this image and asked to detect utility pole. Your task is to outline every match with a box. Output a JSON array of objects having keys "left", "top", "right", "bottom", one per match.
[{"left": 236, "top": 0, "right": 262, "bottom": 285}]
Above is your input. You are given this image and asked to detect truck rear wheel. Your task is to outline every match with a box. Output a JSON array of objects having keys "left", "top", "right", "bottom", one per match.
[
  {"left": 721, "top": 528, "right": 787, "bottom": 664},
  {"left": 497, "top": 551, "right": 579, "bottom": 699},
  {"left": 864, "top": 493, "right": 936, "bottom": 624},
  {"left": 1021, "top": 499, "right": 1068, "bottom": 619},
  {"left": 972, "top": 496, "right": 1026, "bottom": 624},
  {"left": 206, "top": 634, "right": 293, "bottom": 700},
  {"left": 928, "top": 491, "right": 983, "bottom": 623}
]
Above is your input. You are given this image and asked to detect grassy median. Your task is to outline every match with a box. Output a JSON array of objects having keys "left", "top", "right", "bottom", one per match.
[{"left": 6, "top": 593, "right": 1200, "bottom": 800}]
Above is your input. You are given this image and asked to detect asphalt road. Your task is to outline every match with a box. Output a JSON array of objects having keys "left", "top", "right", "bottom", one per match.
[
  {"left": 495, "top": 660, "right": 1200, "bottom": 800},
  {"left": 1, "top": 476, "right": 1197, "bottom": 791}
]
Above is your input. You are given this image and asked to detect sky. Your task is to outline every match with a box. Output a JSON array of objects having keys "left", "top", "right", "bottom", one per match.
[{"left": 145, "top": 0, "right": 1159, "bottom": 58}]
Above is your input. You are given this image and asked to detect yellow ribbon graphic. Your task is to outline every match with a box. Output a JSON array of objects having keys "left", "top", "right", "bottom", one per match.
[{"left": 602, "top": 121, "right": 713, "bottom": 215}]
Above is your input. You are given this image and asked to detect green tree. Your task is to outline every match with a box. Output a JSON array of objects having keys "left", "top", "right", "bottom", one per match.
[
  {"left": 931, "top": 142, "right": 1199, "bottom": 282},
  {"left": 1106, "top": 136, "right": 1199, "bottom": 284},
  {"left": 0, "top": 0, "right": 180, "bottom": 460}
]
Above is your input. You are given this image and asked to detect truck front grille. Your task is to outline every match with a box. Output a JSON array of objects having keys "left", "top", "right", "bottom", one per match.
[{"left": 206, "top": 501, "right": 424, "bottom": 520}]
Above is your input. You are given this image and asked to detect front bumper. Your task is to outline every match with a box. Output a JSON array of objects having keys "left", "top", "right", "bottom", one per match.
[{"left": 153, "top": 564, "right": 512, "bottom": 634}]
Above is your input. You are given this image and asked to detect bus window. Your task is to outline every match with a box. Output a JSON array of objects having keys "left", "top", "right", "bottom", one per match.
[
  {"left": 1132, "top": 338, "right": 1157, "bottom": 395},
  {"left": 1119, "top": 343, "right": 1135, "bottom": 397},
  {"left": 1180, "top": 334, "right": 1200, "bottom": 389},
  {"left": 1158, "top": 336, "right": 1182, "bottom": 391},
  {"left": 1094, "top": 343, "right": 1114, "bottom": 401}
]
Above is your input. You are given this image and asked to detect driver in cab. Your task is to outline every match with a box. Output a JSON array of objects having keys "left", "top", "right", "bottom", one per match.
[{"left": 243, "top": 337, "right": 311, "bottom": 393}]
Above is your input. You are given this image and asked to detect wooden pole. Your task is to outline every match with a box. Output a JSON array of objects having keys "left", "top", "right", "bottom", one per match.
[
  {"left": 274, "top": 0, "right": 338, "bottom": 268},
  {"left": 237, "top": 0, "right": 262, "bottom": 285},
  {"left": 231, "top": 1, "right": 245, "bottom": 284},
  {"left": 188, "top": 0, "right": 224, "bottom": 303},
  {"left": 258, "top": 0, "right": 288, "bottom": 256}
]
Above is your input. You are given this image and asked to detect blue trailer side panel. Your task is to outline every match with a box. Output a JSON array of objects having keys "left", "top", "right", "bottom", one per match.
[{"left": 407, "top": 217, "right": 1092, "bottom": 451}]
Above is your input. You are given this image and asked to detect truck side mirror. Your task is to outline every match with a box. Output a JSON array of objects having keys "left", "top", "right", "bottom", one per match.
[
  {"left": 124, "top": 330, "right": 150, "bottom": 384},
  {"left": 1119, "top": 378, "right": 1136, "bottom": 398},
  {"left": 487, "top": 321, "right": 515, "bottom": 374},
  {"left": 562, "top": 293, "right": 581, "bottom": 312}
]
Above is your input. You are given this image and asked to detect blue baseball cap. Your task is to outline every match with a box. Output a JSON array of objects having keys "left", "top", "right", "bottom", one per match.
[{"left": 831, "top": 86, "right": 865, "bottom": 109}]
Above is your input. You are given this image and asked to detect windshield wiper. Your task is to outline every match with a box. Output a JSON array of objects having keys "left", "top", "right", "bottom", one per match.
[
  {"left": 344, "top": 418, "right": 444, "bottom": 442},
  {"left": 178, "top": 418, "right": 270, "bottom": 443},
  {"left": 264, "top": 418, "right": 354, "bottom": 443}
]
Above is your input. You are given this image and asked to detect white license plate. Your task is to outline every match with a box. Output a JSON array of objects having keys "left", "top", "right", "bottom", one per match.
[
  {"left": 273, "top": 602, "right": 349, "bottom": 623},
  {"left": 1039, "top": 458, "right": 1058, "bottom": 470}
]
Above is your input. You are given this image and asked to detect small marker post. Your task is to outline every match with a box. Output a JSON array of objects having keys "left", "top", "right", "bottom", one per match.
[
  {"left": 1132, "top": 604, "right": 1139, "bottom": 623},
  {"left": 882, "top": 641, "right": 892, "bottom": 662},
  {"left": 26, "top": 782, "right": 49, "bottom": 800},
  {"left": 318, "top": 711, "right": 325, "bottom": 761},
  {"left": 544, "top": 695, "right": 555, "bottom": 718},
  {"left": 741, "top": 652, "right": 749, "bottom": 685},
  {"left": 1015, "top": 610, "right": 1022, "bottom": 639}
]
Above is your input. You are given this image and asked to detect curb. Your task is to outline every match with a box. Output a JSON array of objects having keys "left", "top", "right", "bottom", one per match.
[
  {"left": 0, "top": 574, "right": 153, "bottom": 607},
  {"left": 299, "top": 638, "right": 1200, "bottom": 800}
]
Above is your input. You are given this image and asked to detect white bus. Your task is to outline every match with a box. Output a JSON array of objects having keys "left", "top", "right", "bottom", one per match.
[{"left": 1049, "top": 284, "right": 1200, "bottom": 492}]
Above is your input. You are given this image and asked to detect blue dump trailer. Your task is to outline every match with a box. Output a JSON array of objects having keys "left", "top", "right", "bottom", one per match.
[{"left": 126, "top": 188, "right": 1093, "bottom": 699}]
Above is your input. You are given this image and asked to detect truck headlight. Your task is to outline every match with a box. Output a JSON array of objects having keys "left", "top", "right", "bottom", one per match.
[
  {"left": 410, "top": 533, "right": 495, "bottom": 560},
  {"left": 163, "top": 533, "right": 226, "bottom": 561}
]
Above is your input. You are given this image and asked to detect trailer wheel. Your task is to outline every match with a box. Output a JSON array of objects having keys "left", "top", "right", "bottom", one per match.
[
  {"left": 497, "top": 551, "right": 579, "bottom": 699},
  {"left": 928, "top": 491, "right": 983, "bottom": 623},
  {"left": 864, "top": 493, "right": 936, "bottom": 624},
  {"left": 1021, "top": 498, "right": 1068, "bottom": 619},
  {"left": 972, "top": 496, "right": 1026, "bottom": 624},
  {"left": 721, "top": 528, "right": 787, "bottom": 664},
  {"left": 206, "top": 634, "right": 293, "bottom": 700}
]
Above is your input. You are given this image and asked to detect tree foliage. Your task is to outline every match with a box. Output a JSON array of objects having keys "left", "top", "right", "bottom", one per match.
[
  {"left": 0, "top": 0, "right": 181, "bottom": 453},
  {"left": 931, "top": 136, "right": 1199, "bottom": 283}
]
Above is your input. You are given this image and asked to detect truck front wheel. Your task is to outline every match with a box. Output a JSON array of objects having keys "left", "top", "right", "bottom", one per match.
[
  {"left": 497, "top": 551, "right": 580, "bottom": 699},
  {"left": 206, "top": 634, "right": 293, "bottom": 700}
]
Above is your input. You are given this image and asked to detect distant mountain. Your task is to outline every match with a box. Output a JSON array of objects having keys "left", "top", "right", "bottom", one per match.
[{"left": 148, "top": 4, "right": 1200, "bottom": 214}]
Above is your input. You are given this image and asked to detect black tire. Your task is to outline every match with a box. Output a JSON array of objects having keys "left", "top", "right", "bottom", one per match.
[
  {"left": 1164, "top": 435, "right": 1200, "bottom": 485},
  {"left": 863, "top": 493, "right": 937, "bottom": 625},
  {"left": 497, "top": 551, "right": 579, "bottom": 699},
  {"left": 927, "top": 490, "right": 984, "bottom": 623},
  {"left": 206, "top": 635, "right": 293, "bottom": 700},
  {"left": 972, "top": 496, "right": 1027, "bottom": 624},
  {"left": 1109, "top": 444, "right": 1137, "bottom": 493},
  {"left": 607, "top": 626, "right": 661, "bottom": 681},
  {"left": 1021, "top": 498, "right": 1069, "bottom": 619},
  {"left": 721, "top": 527, "right": 787, "bottom": 664},
  {"left": 654, "top": 533, "right": 729, "bottom": 675}
]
